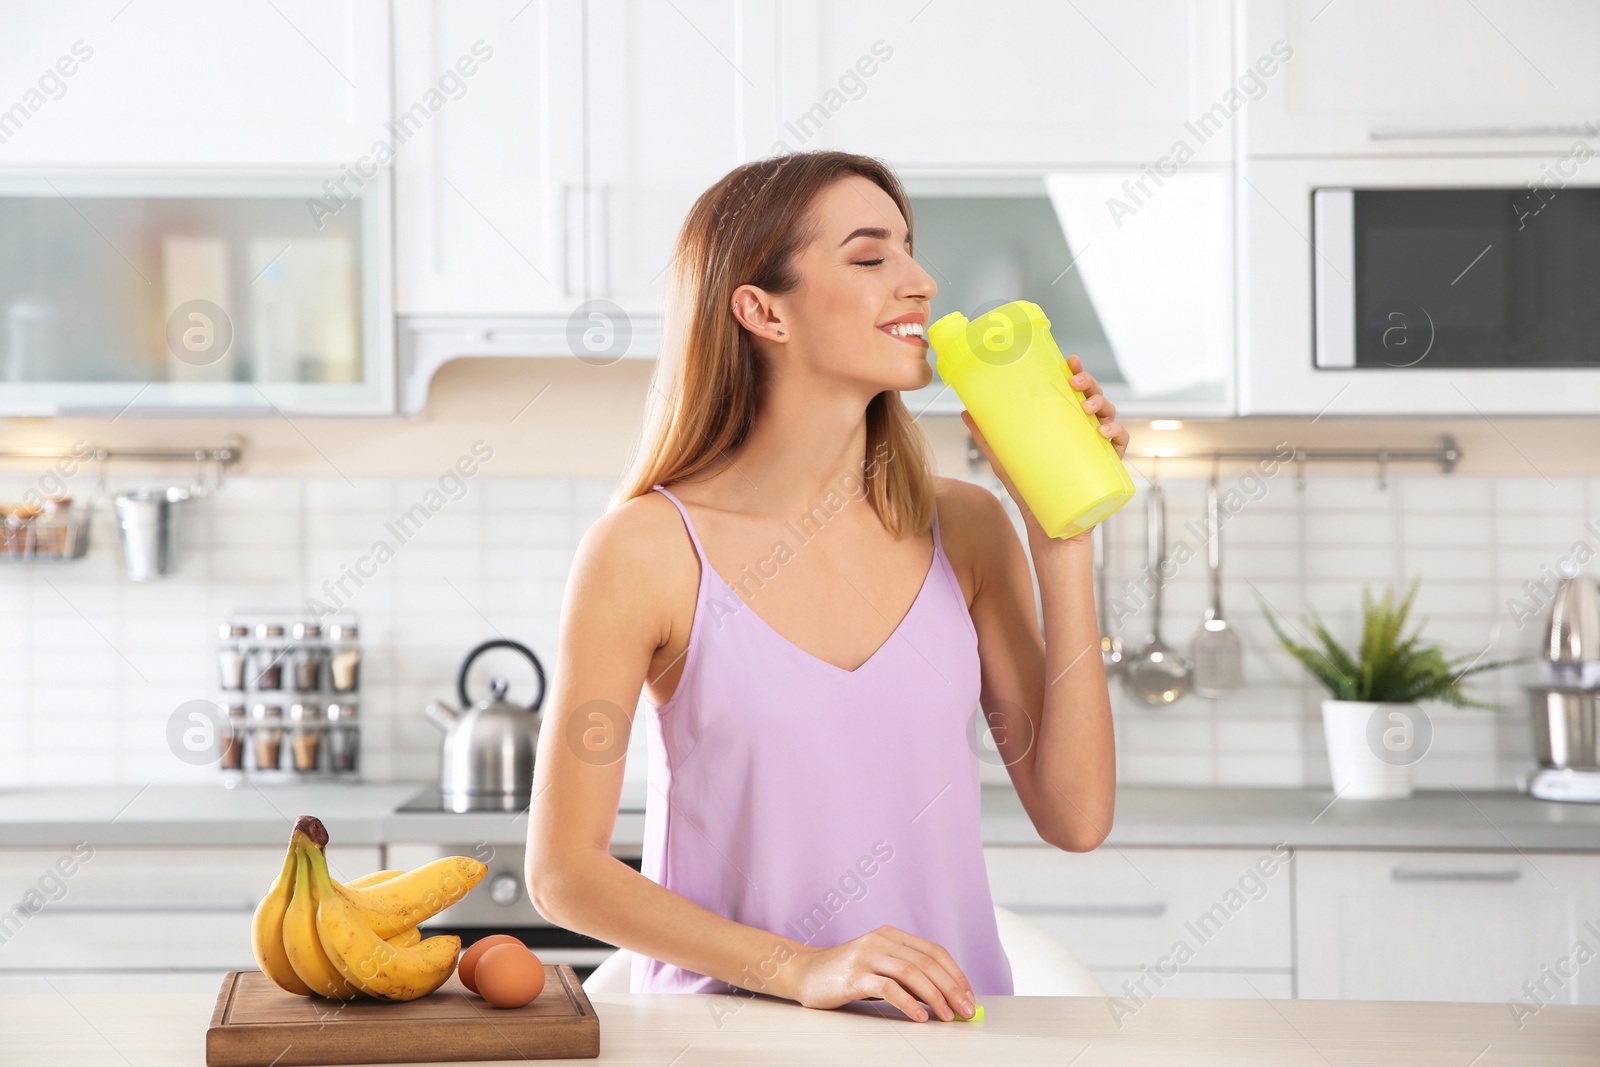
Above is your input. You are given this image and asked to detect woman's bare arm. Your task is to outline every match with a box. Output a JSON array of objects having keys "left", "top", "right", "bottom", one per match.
[{"left": 524, "top": 496, "right": 976, "bottom": 1021}]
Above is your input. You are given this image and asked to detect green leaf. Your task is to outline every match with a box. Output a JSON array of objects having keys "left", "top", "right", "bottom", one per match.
[{"left": 1256, "top": 576, "right": 1529, "bottom": 709}]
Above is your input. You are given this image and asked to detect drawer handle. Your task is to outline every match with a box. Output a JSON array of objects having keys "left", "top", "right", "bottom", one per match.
[
  {"left": 1369, "top": 123, "right": 1595, "bottom": 140},
  {"left": 1390, "top": 867, "right": 1521, "bottom": 883},
  {"left": 46, "top": 904, "right": 258, "bottom": 915},
  {"left": 1000, "top": 902, "right": 1168, "bottom": 918}
]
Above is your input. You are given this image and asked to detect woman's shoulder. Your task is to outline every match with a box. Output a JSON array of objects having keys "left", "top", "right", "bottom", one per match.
[
  {"left": 933, "top": 476, "right": 1012, "bottom": 542},
  {"left": 572, "top": 489, "right": 700, "bottom": 608},
  {"left": 932, "top": 476, "right": 1019, "bottom": 577}
]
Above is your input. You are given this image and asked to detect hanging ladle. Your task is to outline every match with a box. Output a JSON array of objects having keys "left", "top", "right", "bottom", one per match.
[{"left": 1121, "top": 474, "right": 1194, "bottom": 706}]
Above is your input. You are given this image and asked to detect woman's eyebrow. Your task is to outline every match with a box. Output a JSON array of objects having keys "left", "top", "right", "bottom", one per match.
[{"left": 838, "top": 226, "right": 894, "bottom": 246}]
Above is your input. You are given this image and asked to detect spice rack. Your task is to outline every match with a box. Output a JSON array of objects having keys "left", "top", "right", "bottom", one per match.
[{"left": 216, "top": 611, "right": 362, "bottom": 783}]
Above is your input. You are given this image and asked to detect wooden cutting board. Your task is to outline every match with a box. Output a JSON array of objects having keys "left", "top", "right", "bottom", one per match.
[{"left": 206, "top": 966, "right": 599, "bottom": 1065}]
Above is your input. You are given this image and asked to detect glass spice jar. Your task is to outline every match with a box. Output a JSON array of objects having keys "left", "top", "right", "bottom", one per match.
[
  {"left": 251, "top": 623, "right": 287, "bottom": 690},
  {"left": 328, "top": 622, "right": 361, "bottom": 692},
  {"left": 220, "top": 703, "right": 247, "bottom": 769},
  {"left": 291, "top": 622, "right": 327, "bottom": 692},
  {"left": 250, "top": 702, "right": 284, "bottom": 770},
  {"left": 217, "top": 623, "right": 247, "bottom": 690},
  {"left": 288, "top": 702, "right": 323, "bottom": 772},
  {"left": 325, "top": 700, "right": 359, "bottom": 772}
]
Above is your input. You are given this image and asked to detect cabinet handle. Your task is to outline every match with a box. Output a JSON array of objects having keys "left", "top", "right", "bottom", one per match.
[
  {"left": 45, "top": 904, "right": 258, "bottom": 914},
  {"left": 1370, "top": 123, "right": 1596, "bottom": 140},
  {"left": 1000, "top": 902, "right": 1168, "bottom": 918},
  {"left": 1390, "top": 867, "right": 1521, "bottom": 883}
]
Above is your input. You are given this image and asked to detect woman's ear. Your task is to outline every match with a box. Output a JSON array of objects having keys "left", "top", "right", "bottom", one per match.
[{"left": 730, "top": 284, "right": 787, "bottom": 344}]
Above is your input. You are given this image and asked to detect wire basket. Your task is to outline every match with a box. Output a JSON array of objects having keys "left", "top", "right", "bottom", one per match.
[{"left": 0, "top": 504, "right": 93, "bottom": 561}]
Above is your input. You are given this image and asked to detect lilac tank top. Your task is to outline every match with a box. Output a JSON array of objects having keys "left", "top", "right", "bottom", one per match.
[{"left": 632, "top": 484, "right": 1014, "bottom": 996}]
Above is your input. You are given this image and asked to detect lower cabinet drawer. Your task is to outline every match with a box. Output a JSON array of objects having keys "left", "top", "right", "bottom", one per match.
[
  {"left": 0, "top": 845, "right": 381, "bottom": 972},
  {"left": 985, "top": 845, "right": 1295, "bottom": 973}
]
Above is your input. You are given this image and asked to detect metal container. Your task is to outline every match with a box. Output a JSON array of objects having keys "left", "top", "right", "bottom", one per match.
[
  {"left": 425, "top": 639, "right": 546, "bottom": 813},
  {"left": 1543, "top": 575, "right": 1600, "bottom": 668},
  {"left": 1527, "top": 685, "right": 1600, "bottom": 771},
  {"left": 113, "top": 487, "right": 190, "bottom": 581}
]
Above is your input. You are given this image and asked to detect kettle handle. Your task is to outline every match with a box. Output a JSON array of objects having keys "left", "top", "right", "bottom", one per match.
[{"left": 457, "top": 638, "right": 546, "bottom": 712}]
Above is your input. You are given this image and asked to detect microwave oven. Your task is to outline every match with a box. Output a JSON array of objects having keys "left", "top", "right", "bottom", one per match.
[{"left": 1314, "top": 184, "right": 1600, "bottom": 371}]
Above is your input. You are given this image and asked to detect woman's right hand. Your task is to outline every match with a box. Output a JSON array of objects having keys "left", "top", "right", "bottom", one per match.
[{"left": 779, "top": 925, "right": 976, "bottom": 1022}]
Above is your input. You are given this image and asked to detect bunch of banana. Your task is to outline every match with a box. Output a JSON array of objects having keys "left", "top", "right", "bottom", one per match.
[{"left": 251, "top": 815, "right": 487, "bottom": 1001}]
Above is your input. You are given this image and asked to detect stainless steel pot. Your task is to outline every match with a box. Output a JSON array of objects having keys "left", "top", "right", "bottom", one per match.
[
  {"left": 424, "top": 639, "right": 546, "bottom": 813},
  {"left": 1527, "top": 685, "right": 1600, "bottom": 771}
]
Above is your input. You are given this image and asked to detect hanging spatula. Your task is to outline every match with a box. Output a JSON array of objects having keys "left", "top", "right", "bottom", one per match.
[{"left": 1191, "top": 466, "right": 1244, "bottom": 697}]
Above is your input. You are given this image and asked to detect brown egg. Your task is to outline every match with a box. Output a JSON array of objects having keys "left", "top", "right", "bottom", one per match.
[
  {"left": 458, "top": 934, "right": 524, "bottom": 994},
  {"left": 475, "top": 943, "right": 546, "bottom": 1009}
]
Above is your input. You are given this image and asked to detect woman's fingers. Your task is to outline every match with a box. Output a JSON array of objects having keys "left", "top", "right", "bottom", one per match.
[
  {"left": 877, "top": 927, "right": 974, "bottom": 1016},
  {"left": 874, "top": 953, "right": 956, "bottom": 1021},
  {"left": 871, "top": 974, "right": 929, "bottom": 1022}
]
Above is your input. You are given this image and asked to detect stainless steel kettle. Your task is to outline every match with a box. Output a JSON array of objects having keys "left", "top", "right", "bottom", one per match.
[{"left": 424, "top": 639, "right": 547, "bottom": 813}]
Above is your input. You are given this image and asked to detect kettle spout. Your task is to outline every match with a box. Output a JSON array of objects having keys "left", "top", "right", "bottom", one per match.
[{"left": 424, "top": 700, "right": 460, "bottom": 731}]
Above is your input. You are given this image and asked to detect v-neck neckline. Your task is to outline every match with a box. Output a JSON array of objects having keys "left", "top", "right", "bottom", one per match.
[{"left": 707, "top": 544, "right": 939, "bottom": 677}]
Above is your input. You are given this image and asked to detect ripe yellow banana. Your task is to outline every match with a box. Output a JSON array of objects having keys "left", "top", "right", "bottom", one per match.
[
  {"left": 335, "top": 856, "right": 487, "bottom": 939},
  {"left": 282, "top": 843, "right": 361, "bottom": 1000},
  {"left": 343, "top": 869, "right": 403, "bottom": 889},
  {"left": 250, "top": 842, "right": 312, "bottom": 997},
  {"left": 387, "top": 926, "right": 422, "bottom": 949},
  {"left": 304, "top": 840, "right": 461, "bottom": 1001}
]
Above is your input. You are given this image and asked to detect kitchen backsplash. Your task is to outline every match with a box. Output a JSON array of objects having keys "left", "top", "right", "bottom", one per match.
[{"left": 0, "top": 469, "right": 1584, "bottom": 791}]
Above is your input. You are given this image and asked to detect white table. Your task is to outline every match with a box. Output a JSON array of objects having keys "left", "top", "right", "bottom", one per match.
[{"left": 4, "top": 989, "right": 1598, "bottom": 1066}]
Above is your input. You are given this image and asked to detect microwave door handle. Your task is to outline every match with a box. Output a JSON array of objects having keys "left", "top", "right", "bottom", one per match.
[{"left": 1312, "top": 189, "right": 1356, "bottom": 370}]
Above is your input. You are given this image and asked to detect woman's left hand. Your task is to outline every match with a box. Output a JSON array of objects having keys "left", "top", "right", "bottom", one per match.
[{"left": 960, "top": 355, "right": 1129, "bottom": 544}]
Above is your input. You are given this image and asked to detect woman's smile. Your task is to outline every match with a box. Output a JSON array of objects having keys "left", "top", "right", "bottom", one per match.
[{"left": 878, "top": 313, "right": 928, "bottom": 347}]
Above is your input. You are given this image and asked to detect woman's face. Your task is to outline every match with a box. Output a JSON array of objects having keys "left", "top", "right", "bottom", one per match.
[{"left": 759, "top": 174, "right": 938, "bottom": 395}]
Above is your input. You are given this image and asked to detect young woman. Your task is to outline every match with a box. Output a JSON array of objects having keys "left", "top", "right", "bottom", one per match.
[{"left": 526, "top": 151, "right": 1125, "bottom": 1024}]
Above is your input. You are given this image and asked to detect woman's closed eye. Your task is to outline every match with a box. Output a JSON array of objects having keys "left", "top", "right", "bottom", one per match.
[{"left": 852, "top": 258, "right": 885, "bottom": 267}]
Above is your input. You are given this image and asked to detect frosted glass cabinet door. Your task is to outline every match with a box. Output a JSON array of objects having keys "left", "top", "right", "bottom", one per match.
[{"left": 0, "top": 175, "right": 393, "bottom": 414}]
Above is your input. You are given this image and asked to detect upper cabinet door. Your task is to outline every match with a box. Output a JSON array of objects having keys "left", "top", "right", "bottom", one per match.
[
  {"left": 393, "top": 0, "right": 585, "bottom": 316},
  {"left": 764, "top": 0, "right": 1235, "bottom": 168},
  {"left": 0, "top": 0, "right": 389, "bottom": 166},
  {"left": 582, "top": 0, "right": 748, "bottom": 311},
  {"left": 1246, "top": 0, "right": 1600, "bottom": 157}
]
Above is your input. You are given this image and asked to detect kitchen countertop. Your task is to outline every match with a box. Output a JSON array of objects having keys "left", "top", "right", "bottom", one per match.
[
  {"left": 2, "top": 783, "right": 1599, "bottom": 852},
  {"left": 5, "top": 988, "right": 1597, "bottom": 1066}
]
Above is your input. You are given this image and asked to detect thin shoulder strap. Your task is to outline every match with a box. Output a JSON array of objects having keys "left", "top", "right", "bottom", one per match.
[
  {"left": 930, "top": 495, "right": 945, "bottom": 554},
  {"left": 651, "top": 484, "right": 710, "bottom": 565}
]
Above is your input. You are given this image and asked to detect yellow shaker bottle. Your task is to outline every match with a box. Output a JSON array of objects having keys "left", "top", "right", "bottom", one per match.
[{"left": 929, "top": 300, "right": 1136, "bottom": 539}]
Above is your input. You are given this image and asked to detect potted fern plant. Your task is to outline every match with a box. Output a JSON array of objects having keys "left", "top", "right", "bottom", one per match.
[{"left": 1256, "top": 577, "right": 1526, "bottom": 799}]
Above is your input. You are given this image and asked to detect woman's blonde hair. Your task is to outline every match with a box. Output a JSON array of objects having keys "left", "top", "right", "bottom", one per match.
[{"left": 612, "top": 150, "right": 937, "bottom": 538}]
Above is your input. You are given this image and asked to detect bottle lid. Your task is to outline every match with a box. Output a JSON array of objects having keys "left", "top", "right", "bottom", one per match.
[
  {"left": 288, "top": 702, "right": 324, "bottom": 722},
  {"left": 249, "top": 703, "right": 284, "bottom": 720},
  {"left": 255, "top": 622, "right": 286, "bottom": 639},
  {"left": 326, "top": 701, "right": 360, "bottom": 721},
  {"left": 220, "top": 622, "right": 248, "bottom": 639},
  {"left": 329, "top": 622, "right": 360, "bottom": 641},
  {"left": 292, "top": 622, "right": 323, "bottom": 640}
]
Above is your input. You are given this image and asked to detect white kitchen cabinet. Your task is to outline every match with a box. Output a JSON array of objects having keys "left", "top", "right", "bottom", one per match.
[
  {"left": 985, "top": 845, "right": 1295, "bottom": 998},
  {"left": 392, "top": 0, "right": 586, "bottom": 316},
  {"left": 0, "top": 1, "right": 389, "bottom": 167},
  {"left": 0, "top": 846, "right": 380, "bottom": 973},
  {"left": 767, "top": 0, "right": 1236, "bottom": 167},
  {"left": 582, "top": 0, "right": 747, "bottom": 310},
  {"left": 1245, "top": 0, "right": 1600, "bottom": 158},
  {"left": 1295, "top": 849, "right": 1600, "bottom": 1004}
]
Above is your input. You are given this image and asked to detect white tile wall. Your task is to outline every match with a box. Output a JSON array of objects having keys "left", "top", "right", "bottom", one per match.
[
  {"left": 0, "top": 470, "right": 1585, "bottom": 791},
  {"left": 1072, "top": 471, "right": 1593, "bottom": 791}
]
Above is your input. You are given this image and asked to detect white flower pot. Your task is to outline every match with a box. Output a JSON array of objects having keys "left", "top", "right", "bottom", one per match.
[{"left": 1320, "top": 700, "right": 1428, "bottom": 799}]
